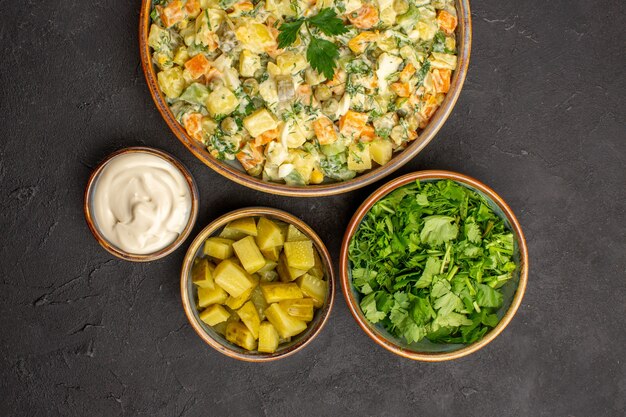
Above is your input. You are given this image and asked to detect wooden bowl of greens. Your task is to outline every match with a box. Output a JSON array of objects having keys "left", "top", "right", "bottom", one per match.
[
  {"left": 339, "top": 171, "right": 528, "bottom": 361},
  {"left": 181, "top": 207, "right": 335, "bottom": 362}
]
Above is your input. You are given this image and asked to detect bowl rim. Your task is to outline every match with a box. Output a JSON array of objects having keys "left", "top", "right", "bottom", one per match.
[
  {"left": 138, "top": 0, "right": 472, "bottom": 197},
  {"left": 339, "top": 170, "right": 529, "bottom": 361},
  {"left": 180, "top": 207, "right": 336, "bottom": 362},
  {"left": 83, "top": 146, "right": 199, "bottom": 262}
]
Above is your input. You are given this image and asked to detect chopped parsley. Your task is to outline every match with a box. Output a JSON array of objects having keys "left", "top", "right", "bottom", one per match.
[{"left": 349, "top": 180, "right": 517, "bottom": 345}]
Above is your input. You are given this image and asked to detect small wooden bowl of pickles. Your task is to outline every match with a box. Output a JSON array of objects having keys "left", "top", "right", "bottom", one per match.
[{"left": 181, "top": 207, "right": 335, "bottom": 361}]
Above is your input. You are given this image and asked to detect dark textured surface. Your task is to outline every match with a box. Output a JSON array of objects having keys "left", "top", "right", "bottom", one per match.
[{"left": 1, "top": 0, "right": 625, "bottom": 415}]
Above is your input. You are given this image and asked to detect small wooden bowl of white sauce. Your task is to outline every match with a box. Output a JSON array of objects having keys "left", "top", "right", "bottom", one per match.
[{"left": 84, "top": 147, "right": 199, "bottom": 262}]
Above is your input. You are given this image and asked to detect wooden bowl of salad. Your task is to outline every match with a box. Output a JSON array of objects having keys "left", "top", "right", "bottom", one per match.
[
  {"left": 139, "top": 0, "right": 471, "bottom": 196},
  {"left": 339, "top": 171, "right": 529, "bottom": 361},
  {"left": 181, "top": 207, "right": 335, "bottom": 361}
]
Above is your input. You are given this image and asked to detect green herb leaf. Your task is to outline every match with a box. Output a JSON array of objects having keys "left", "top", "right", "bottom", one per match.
[
  {"left": 307, "top": 36, "right": 340, "bottom": 80},
  {"left": 420, "top": 215, "right": 459, "bottom": 246},
  {"left": 277, "top": 19, "right": 305, "bottom": 49},
  {"left": 307, "top": 8, "right": 349, "bottom": 37}
]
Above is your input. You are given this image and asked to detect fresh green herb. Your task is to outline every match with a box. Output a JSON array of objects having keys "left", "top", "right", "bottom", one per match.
[
  {"left": 415, "top": 60, "right": 431, "bottom": 88},
  {"left": 348, "top": 180, "right": 517, "bottom": 345},
  {"left": 432, "top": 31, "right": 455, "bottom": 54},
  {"left": 277, "top": 8, "right": 349, "bottom": 79},
  {"left": 208, "top": 129, "right": 237, "bottom": 160}
]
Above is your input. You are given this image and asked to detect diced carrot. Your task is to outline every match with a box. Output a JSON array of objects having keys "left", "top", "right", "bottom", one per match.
[
  {"left": 233, "top": 1, "right": 254, "bottom": 12},
  {"left": 348, "top": 31, "right": 378, "bottom": 54},
  {"left": 431, "top": 68, "right": 451, "bottom": 93},
  {"left": 391, "top": 82, "right": 411, "bottom": 98},
  {"left": 157, "top": 1, "right": 185, "bottom": 28},
  {"left": 339, "top": 110, "right": 369, "bottom": 138},
  {"left": 347, "top": 4, "right": 380, "bottom": 29},
  {"left": 236, "top": 144, "right": 265, "bottom": 171},
  {"left": 184, "top": 0, "right": 201, "bottom": 17},
  {"left": 184, "top": 54, "right": 211, "bottom": 79},
  {"left": 418, "top": 95, "right": 439, "bottom": 127},
  {"left": 359, "top": 125, "right": 376, "bottom": 142},
  {"left": 296, "top": 84, "right": 317, "bottom": 107},
  {"left": 326, "top": 69, "right": 347, "bottom": 94},
  {"left": 264, "top": 24, "right": 282, "bottom": 58},
  {"left": 254, "top": 128, "right": 279, "bottom": 146},
  {"left": 437, "top": 10, "right": 458, "bottom": 35},
  {"left": 399, "top": 63, "right": 416, "bottom": 83},
  {"left": 182, "top": 112, "right": 204, "bottom": 141},
  {"left": 313, "top": 117, "right": 338, "bottom": 145}
]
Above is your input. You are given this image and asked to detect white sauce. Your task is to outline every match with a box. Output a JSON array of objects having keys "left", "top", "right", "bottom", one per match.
[{"left": 92, "top": 152, "right": 192, "bottom": 255}]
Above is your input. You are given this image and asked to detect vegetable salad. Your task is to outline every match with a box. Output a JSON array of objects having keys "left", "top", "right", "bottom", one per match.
[{"left": 149, "top": 0, "right": 458, "bottom": 185}]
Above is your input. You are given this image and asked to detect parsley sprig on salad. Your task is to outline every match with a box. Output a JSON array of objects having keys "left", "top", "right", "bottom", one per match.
[
  {"left": 348, "top": 180, "right": 518, "bottom": 345},
  {"left": 277, "top": 8, "right": 349, "bottom": 79}
]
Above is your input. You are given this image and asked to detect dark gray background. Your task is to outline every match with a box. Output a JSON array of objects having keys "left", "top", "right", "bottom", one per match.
[{"left": 1, "top": 0, "right": 625, "bottom": 416}]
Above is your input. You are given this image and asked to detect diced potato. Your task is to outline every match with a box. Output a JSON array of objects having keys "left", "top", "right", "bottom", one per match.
[
  {"left": 260, "top": 282, "right": 303, "bottom": 303},
  {"left": 239, "top": 49, "right": 262, "bottom": 77},
  {"left": 195, "top": 10, "right": 219, "bottom": 49},
  {"left": 284, "top": 240, "right": 315, "bottom": 270},
  {"left": 265, "top": 0, "right": 295, "bottom": 17},
  {"left": 243, "top": 109, "right": 278, "bottom": 138},
  {"left": 207, "top": 86, "right": 240, "bottom": 117},
  {"left": 261, "top": 246, "right": 281, "bottom": 262},
  {"left": 157, "top": 67, "right": 186, "bottom": 99},
  {"left": 347, "top": 143, "right": 372, "bottom": 172},
  {"left": 214, "top": 259, "right": 256, "bottom": 298},
  {"left": 235, "top": 22, "right": 275, "bottom": 54},
  {"left": 369, "top": 140, "right": 393, "bottom": 166},
  {"left": 286, "top": 224, "right": 308, "bottom": 242},
  {"left": 265, "top": 303, "right": 307, "bottom": 339},
  {"left": 250, "top": 286, "right": 269, "bottom": 320},
  {"left": 237, "top": 301, "right": 261, "bottom": 339},
  {"left": 148, "top": 24, "right": 171, "bottom": 51},
  {"left": 258, "top": 321, "right": 280, "bottom": 353},
  {"left": 192, "top": 258, "right": 215, "bottom": 289},
  {"left": 277, "top": 253, "right": 307, "bottom": 282},
  {"left": 198, "top": 285, "right": 228, "bottom": 308},
  {"left": 429, "top": 52, "right": 457, "bottom": 70},
  {"left": 173, "top": 47, "right": 190, "bottom": 66},
  {"left": 308, "top": 250, "right": 325, "bottom": 279},
  {"left": 297, "top": 273, "right": 327, "bottom": 307},
  {"left": 225, "top": 321, "right": 257, "bottom": 350},
  {"left": 289, "top": 150, "right": 316, "bottom": 184},
  {"left": 203, "top": 237, "right": 234, "bottom": 259},
  {"left": 277, "top": 52, "right": 308, "bottom": 75},
  {"left": 256, "top": 217, "right": 285, "bottom": 250},
  {"left": 199, "top": 304, "right": 230, "bottom": 326},
  {"left": 279, "top": 298, "right": 315, "bottom": 322},
  {"left": 232, "top": 236, "right": 266, "bottom": 274}
]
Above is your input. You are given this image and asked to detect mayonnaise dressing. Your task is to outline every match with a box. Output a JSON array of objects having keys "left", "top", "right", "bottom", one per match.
[{"left": 92, "top": 152, "right": 192, "bottom": 255}]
